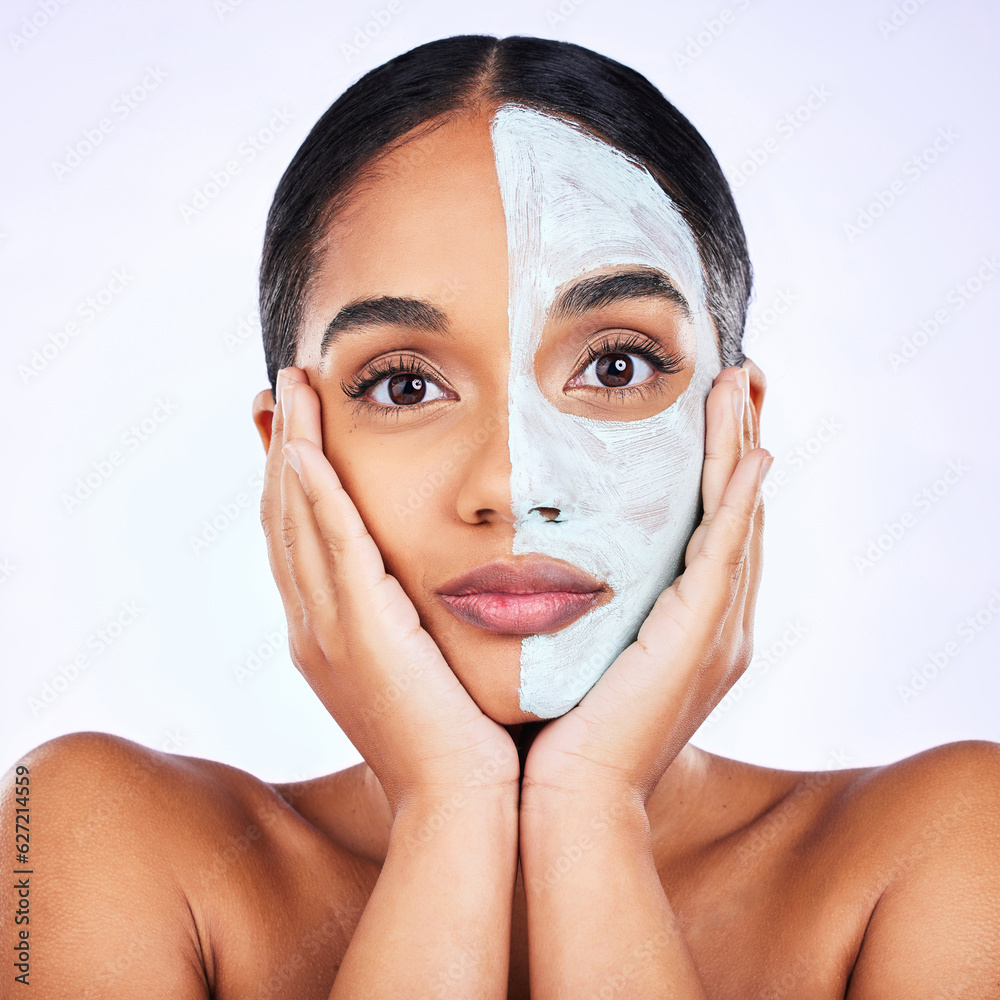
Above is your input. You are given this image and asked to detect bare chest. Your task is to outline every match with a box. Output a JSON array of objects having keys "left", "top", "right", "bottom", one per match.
[{"left": 206, "top": 818, "right": 872, "bottom": 1000}]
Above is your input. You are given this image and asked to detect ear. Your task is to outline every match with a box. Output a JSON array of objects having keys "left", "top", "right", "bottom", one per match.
[
  {"left": 741, "top": 357, "right": 766, "bottom": 449},
  {"left": 252, "top": 388, "right": 275, "bottom": 452}
]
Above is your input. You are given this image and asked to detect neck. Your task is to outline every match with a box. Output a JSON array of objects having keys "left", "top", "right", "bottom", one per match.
[{"left": 356, "top": 730, "right": 719, "bottom": 857}]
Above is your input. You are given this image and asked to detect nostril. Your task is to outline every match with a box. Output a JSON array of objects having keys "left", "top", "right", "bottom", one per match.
[{"left": 532, "top": 507, "right": 561, "bottom": 522}]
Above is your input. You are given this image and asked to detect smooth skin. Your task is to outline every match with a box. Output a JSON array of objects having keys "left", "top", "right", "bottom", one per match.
[{"left": 3, "top": 109, "right": 999, "bottom": 999}]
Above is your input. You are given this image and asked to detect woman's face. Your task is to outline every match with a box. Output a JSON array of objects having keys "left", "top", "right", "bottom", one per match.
[{"left": 272, "top": 104, "right": 721, "bottom": 725}]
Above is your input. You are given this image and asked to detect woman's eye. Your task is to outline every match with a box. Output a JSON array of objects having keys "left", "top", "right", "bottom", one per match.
[
  {"left": 578, "top": 352, "right": 656, "bottom": 390},
  {"left": 369, "top": 372, "right": 448, "bottom": 407}
]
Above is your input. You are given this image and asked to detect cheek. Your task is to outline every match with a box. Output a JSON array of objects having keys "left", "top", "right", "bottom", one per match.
[{"left": 325, "top": 427, "right": 471, "bottom": 582}]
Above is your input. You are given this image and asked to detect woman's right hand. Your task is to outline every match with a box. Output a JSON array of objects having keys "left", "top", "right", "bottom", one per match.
[{"left": 261, "top": 366, "right": 518, "bottom": 815}]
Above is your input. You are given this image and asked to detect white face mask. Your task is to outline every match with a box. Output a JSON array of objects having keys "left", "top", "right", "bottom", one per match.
[{"left": 489, "top": 104, "right": 722, "bottom": 719}]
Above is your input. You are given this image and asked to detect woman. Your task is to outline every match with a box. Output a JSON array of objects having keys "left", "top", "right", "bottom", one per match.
[{"left": 5, "top": 34, "right": 998, "bottom": 999}]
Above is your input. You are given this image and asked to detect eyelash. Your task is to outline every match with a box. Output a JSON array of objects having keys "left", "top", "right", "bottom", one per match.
[
  {"left": 578, "top": 332, "right": 685, "bottom": 403},
  {"left": 340, "top": 353, "right": 447, "bottom": 419},
  {"left": 341, "top": 334, "right": 685, "bottom": 417}
]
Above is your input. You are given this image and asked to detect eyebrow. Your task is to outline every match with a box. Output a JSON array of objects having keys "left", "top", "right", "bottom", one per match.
[
  {"left": 320, "top": 297, "right": 449, "bottom": 358},
  {"left": 549, "top": 267, "right": 689, "bottom": 321},
  {"left": 318, "top": 266, "right": 688, "bottom": 359}
]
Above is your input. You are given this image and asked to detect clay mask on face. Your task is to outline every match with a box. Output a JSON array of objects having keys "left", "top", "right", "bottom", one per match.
[{"left": 489, "top": 104, "right": 722, "bottom": 719}]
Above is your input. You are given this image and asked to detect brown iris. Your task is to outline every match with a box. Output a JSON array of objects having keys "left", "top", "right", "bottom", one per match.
[
  {"left": 595, "top": 353, "right": 633, "bottom": 388},
  {"left": 387, "top": 373, "right": 427, "bottom": 405}
]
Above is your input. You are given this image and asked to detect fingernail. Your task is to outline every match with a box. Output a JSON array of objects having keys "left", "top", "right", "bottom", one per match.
[
  {"left": 276, "top": 367, "right": 296, "bottom": 405},
  {"left": 732, "top": 385, "right": 745, "bottom": 424},
  {"left": 282, "top": 443, "right": 301, "bottom": 475},
  {"left": 281, "top": 382, "right": 294, "bottom": 422},
  {"left": 760, "top": 454, "right": 774, "bottom": 483}
]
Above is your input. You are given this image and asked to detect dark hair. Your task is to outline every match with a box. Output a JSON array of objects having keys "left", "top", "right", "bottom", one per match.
[{"left": 259, "top": 34, "right": 751, "bottom": 394}]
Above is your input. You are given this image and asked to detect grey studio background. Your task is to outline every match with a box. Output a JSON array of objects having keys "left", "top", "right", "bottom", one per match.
[{"left": 3, "top": 0, "right": 998, "bottom": 781}]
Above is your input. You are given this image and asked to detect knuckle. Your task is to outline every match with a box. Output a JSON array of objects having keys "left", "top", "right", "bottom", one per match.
[
  {"left": 260, "top": 500, "right": 276, "bottom": 536},
  {"left": 280, "top": 511, "right": 299, "bottom": 548},
  {"left": 301, "top": 480, "right": 325, "bottom": 508}
]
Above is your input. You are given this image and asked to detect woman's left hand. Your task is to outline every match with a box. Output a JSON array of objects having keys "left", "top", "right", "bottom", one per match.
[{"left": 521, "top": 364, "right": 771, "bottom": 805}]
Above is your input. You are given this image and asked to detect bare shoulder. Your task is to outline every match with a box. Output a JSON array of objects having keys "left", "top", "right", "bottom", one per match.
[
  {"left": 836, "top": 738, "right": 1000, "bottom": 856},
  {"left": 1, "top": 732, "right": 373, "bottom": 998},
  {"left": 837, "top": 740, "right": 1000, "bottom": 998}
]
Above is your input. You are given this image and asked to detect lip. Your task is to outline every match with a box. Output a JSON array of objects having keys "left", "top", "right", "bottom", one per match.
[{"left": 436, "top": 556, "right": 608, "bottom": 635}]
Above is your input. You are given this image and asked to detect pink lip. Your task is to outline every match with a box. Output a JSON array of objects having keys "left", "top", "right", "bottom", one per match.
[{"left": 436, "top": 556, "right": 607, "bottom": 635}]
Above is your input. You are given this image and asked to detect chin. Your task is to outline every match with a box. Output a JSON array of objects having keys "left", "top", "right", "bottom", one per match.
[
  {"left": 466, "top": 682, "right": 552, "bottom": 726},
  {"left": 428, "top": 620, "right": 564, "bottom": 726}
]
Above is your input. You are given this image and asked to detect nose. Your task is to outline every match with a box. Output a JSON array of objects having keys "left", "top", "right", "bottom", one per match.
[
  {"left": 454, "top": 408, "right": 515, "bottom": 526},
  {"left": 508, "top": 383, "right": 581, "bottom": 528}
]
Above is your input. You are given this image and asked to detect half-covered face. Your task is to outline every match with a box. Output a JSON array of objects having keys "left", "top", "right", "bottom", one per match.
[{"left": 294, "top": 104, "right": 720, "bottom": 723}]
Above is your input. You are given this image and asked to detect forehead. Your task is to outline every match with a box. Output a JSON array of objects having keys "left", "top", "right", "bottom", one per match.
[
  {"left": 305, "top": 111, "right": 508, "bottom": 340},
  {"left": 306, "top": 106, "right": 702, "bottom": 343},
  {"left": 490, "top": 104, "right": 704, "bottom": 318}
]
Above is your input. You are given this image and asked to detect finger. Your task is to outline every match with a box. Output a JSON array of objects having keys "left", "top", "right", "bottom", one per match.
[
  {"left": 701, "top": 366, "right": 746, "bottom": 518},
  {"left": 282, "top": 437, "right": 390, "bottom": 600},
  {"left": 280, "top": 368, "right": 323, "bottom": 448},
  {"left": 741, "top": 366, "right": 756, "bottom": 452},
  {"left": 279, "top": 380, "right": 341, "bottom": 620},
  {"left": 281, "top": 435, "right": 455, "bottom": 710},
  {"left": 727, "top": 443, "right": 767, "bottom": 628},
  {"left": 260, "top": 369, "right": 302, "bottom": 619},
  {"left": 676, "top": 447, "right": 771, "bottom": 624}
]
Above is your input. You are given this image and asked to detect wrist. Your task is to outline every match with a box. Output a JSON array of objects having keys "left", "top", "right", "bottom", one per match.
[
  {"left": 520, "top": 769, "right": 645, "bottom": 815},
  {"left": 391, "top": 783, "right": 519, "bottom": 855},
  {"left": 519, "top": 789, "right": 653, "bottom": 897},
  {"left": 519, "top": 783, "right": 649, "bottom": 845}
]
